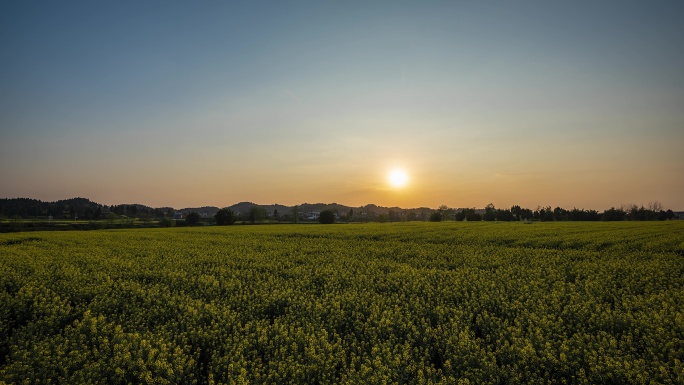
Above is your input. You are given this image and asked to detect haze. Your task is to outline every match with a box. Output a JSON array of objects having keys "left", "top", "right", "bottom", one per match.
[{"left": 1, "top": 1, "right": 683, "bottom": 210}]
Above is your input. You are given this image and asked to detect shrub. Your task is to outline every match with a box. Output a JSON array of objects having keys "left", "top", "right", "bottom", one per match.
[{"left": 318, "top": 210, "right": 336, "bottom": 224}]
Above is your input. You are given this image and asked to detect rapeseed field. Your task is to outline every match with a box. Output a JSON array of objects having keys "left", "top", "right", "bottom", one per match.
[{"left": 1, "top": 222, "right": 683, "bottom": 384}]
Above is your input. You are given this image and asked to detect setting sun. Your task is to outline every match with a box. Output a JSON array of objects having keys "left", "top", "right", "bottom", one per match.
[{"left": 388, "top": 169, "right": 409, "bottom": 188}]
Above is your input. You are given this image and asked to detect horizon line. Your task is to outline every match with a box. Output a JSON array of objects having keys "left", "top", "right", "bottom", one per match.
[{"left": 1, "top": 196, "right": 680, "bottom": 213}]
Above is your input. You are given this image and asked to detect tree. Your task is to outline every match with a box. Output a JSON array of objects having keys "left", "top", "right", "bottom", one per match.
[
  {"left": 248, "top": 206, "right": 267, "bottom": 223},
  {"left": 319, "top": 209, "right": 336, "bottom": 224},
  {"left": 648, "top": 201, "right": 663, "bottom": 212},
  {"left": 348, "top": 208, "right": 354, "bottom": 221},
  {"left": 429, "top": 211, "right": 443, "bottom": 222},
  {"left": 602, "top": 207, "right": 626, "bottom": 221},
  {"left": 496, "top": 208, "right": 515, "bottom": 221},
  {"left": 186, "top": 212, "right": 201, "bottom": 226},
  {"left": 438, "top": 205, "right": 449, "bottom": 219},
  {"left": 292, "top": 205, "right": 300, "bottom": 224},
  {"left": 215, "top": 208, "right": 237, "bottom": 225},
  {"left": 158, "top": 217, "right": 175, "bottom": 227},
  {"left": 462, "top": 208, "right": 482, "bottom": 221},
  {"left": 523, "top": 209, "right": 534, "bottom": 220},
  {"left": 539, "top": 206, "right": 553, "bottom": 222},
  {"left": 553, "top": 207, "right": 568, "bottom": 221},
  {"left": 483, "top": 203, "right": 496, "bottom": 221}
]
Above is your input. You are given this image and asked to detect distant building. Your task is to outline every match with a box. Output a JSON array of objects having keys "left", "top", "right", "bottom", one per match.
[{"left": 173, "top": 212, "right": 184, "bottom": 219}]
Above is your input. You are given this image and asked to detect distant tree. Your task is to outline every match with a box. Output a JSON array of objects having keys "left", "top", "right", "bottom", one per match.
[
  {"left": 666, "top": 209, "right": 675, "bottom": 220},
  {"left": 319, "top": 209, "right": 336, "bottom": 224},
  {"left": 273, "top": 209, "right": 279, "bottom": 220},
  {"left": 158, "top": 217, "right": 175, "bottom": 227},
  {"left": 496, "top": 208, "right": 515, "bottom": 221},
  {"left": 510, "top": 205, "right": 523, "bottom": 220},
  {"left": 602, "top": 207, "right": 626, "bottom": 221},
  {"left": 483, "top": 203, "right": 496, "bottom": 221},
  {"left": 107, "top": 212, "right": 118, "bottom": 224},
  {"left": 533, "top": 206, "right": 542, "bottom": 221},
  {"left": 586, "top": 209, "right": 601, "bottom": 221},
  {"left": 519, "top": 207, "right": 534, "bottom": 221},
  {"left": 293, "top": 205, "right": 300, "bottom": 224},
  {"left": 215, "top": 208, "right": 237, "bottom": 225},
  {"left": 186, "top": 212, "right": 201, "bottom": 226},
  {"left": 649, "top": 201, "right": 663, "bottom": 212},
  {"left": 248, "top": 206, "right": 267, "bottom": 223},
  {"left": 438, "top": 205, "right": 449, "bottom": 219},
  {"left": 348, "top": 208, "right": 354, "bottom": 221},
  {"left": 463, "top": 208, "right": 482, "bottom": 221},
  {"left": 539, "top": 206, "right": 553, "bottom": 222},
  {"left": 553, "top": 207, "right": 568, "bottom": 221},
  {"left": 429, "top": 211, "right": 443, "bottom": 222}
]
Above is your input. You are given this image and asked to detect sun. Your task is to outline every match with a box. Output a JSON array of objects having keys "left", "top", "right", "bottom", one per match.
[{"left": 388, "top": 168, "right": 409, "bottom": 188}]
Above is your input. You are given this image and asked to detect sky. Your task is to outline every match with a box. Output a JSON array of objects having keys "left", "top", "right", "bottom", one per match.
[{"left": 1, "top": 1, "right": 683, "bottom": 210}]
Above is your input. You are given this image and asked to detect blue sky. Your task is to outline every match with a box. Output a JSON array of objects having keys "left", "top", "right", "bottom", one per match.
[{"left": 1, "top": 1, "right": 683, "bottom": 209}]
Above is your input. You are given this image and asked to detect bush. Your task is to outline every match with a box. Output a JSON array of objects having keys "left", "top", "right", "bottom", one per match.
[
  {"left": 215, "top": 209, "right": 237, "bottom": 225},
  {"left": 186, "top": 212, "right": 201, "bottom": 226},
  {"left": 318, "top": 210, "right": 336, "bottom": 224},
  {"left": 158, "top": 218, "right": 175, "bottom": 227},
  {"left": 429, "top": 212, "right": 442, "bottom": 222}
]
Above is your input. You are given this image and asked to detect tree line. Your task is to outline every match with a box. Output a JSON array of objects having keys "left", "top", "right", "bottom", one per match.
[
  {"left": 0, "top": 198, "right": 169, "bottom": 220},
  {"left": 1, "top": 198, "right": 677, "bottom": 226},
  {"left": 427, "top": 202, "right": 677, "bottom": 222}
]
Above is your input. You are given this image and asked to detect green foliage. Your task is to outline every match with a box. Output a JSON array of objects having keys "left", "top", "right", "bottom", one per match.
[
  {"left": 483, "top": 203, "right": 496, "bottom": 221},
  {"left": 429, "top": 211, "right": 443, "bottom": 222},
  {"left": 460, "top": 208, "right": 482, "bottom": 222},
  {"left": 1, "top": 222, "right": 683, "bottom": 384},
  {"left": 185, "top": 212, "right": 201, "bottom": 226},
  {"left": 214, "top": 209, "right": 237, "bottom": 226},
  {"left": 158, "top": 218, "right": 176, "bottom": 227},
  {"left": 248, "top": 206, "right": 267, "bottom": 223},
  {"left": 318, "top": 210, "right": 336, "bottom": 224}
]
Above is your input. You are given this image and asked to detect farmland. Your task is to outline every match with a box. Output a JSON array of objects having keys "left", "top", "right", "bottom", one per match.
[{"left": 1, "top": 222, "right": 683, "bottom": 384}]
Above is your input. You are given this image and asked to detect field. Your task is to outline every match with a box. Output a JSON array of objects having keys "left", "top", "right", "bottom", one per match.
[{"left": 1, "top": 222, "right": 683, "bottom": 384}]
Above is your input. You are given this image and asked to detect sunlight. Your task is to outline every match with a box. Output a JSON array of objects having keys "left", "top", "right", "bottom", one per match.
[{"left": 388, "top": 169, "right": 409, "bottom": 188}]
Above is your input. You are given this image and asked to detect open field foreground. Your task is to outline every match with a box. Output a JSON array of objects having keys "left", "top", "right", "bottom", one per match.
[{"left": 1, "top": 222, "right": 683, "bottom": 384}]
